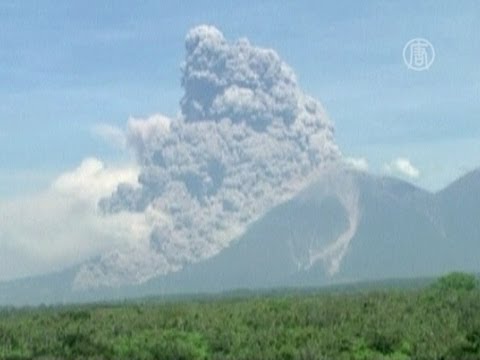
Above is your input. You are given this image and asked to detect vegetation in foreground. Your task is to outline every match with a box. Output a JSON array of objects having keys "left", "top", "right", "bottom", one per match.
[{"left": 0, "top": 273, "right": 480, "bottom": 360}]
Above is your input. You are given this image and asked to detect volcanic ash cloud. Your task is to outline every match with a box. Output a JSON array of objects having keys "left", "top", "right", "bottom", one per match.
[{"left": 74, "top": 25, "right": 340, "bottom": 289}]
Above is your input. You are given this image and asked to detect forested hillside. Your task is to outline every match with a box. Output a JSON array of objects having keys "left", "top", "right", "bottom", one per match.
[{"left": 1, "top": 273, "right": 479, "bottom": 359}]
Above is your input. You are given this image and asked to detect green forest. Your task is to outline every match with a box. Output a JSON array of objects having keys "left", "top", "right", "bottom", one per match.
[{"left": 1, "top": 273, "right": 480, "bottom": 360}]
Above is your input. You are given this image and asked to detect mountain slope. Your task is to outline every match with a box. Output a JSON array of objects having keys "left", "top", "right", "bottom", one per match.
[
  {"left": 434, "top": 169, "right": 480, "bottom": 270},
  {"left": 146, "top": 169, "right": 480, "bottom": 293},
  {"left": 1, "top": 168, "right": 479, "bottom": 306}
]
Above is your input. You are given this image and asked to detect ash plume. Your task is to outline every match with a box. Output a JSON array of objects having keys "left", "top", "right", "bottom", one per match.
[{"left": 74, "top": 25, "right": 343, "bottom": 289}]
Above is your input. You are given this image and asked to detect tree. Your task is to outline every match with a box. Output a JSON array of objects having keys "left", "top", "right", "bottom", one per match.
[{"left": 432, "top": 272, "right": 478, "bottom": 292}]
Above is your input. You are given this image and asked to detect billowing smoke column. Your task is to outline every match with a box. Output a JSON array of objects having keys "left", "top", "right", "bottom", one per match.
[{"left": 73, "top": 26, "right": 341, "bottom": 289}]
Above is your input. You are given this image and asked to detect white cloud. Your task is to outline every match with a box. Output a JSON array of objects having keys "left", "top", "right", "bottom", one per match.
[
  {"left": 91, "top": 123, "right": 127, "bottom": 149},
  {"left": 385, "top": 157, "right": 420, "bottom": 179},
  {"left": 0, "top": 159, "right": 144, "bottom": 281},
  {"left": 127, "top": 114, "right": 172, "bottom": 160},
  {"left": 344, "top": 157, "right": 369, "bottom": 172}
]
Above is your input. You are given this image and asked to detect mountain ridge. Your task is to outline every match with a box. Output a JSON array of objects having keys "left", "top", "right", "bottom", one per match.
[{"left": 1, "top": 168, "right": 479, "bottom": 306}]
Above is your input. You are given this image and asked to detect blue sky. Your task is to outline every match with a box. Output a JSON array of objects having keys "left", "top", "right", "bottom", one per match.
[{"left": 1, "top": 0, "right": 479, "bottom": 197}]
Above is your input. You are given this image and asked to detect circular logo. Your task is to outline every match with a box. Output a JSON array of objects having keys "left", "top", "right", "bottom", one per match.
[{"left": 403, "top": 38, "right": 435, "bottom": 71}]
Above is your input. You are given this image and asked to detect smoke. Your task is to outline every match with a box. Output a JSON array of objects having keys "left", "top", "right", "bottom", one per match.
[
  {"left": 385, "top": 157, "right": 420, "bottom": 179},
  {"left": 344, "top": 157, "right": 369, "bottom": 172},
  {"left": 91, "top": 123, "right": 127, "bottom": 149},
  {"left": 73, "top": 25, "right": 342, "bottom": 289},
  {"left": 0, "top": 159, "right": 144, "bottom": 281},
  {"left": 180, "top": 26, "right": 299, "bottom": 130}
]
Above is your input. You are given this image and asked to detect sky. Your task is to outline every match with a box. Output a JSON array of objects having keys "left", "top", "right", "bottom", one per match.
[
  {"left": 0, "top": 1, "right": 479, "bottom": 281},
  {"left": 1, "top": 0, "right": 479, "bottom": 196}
]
